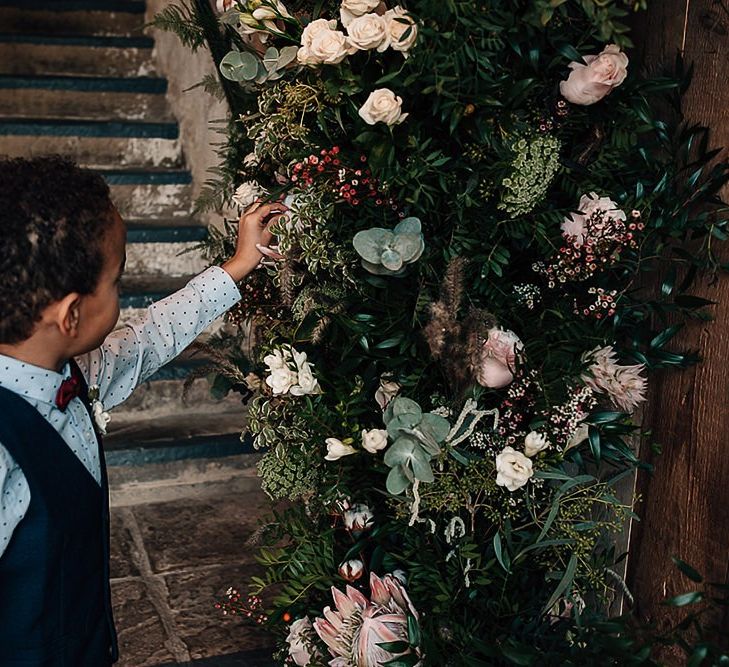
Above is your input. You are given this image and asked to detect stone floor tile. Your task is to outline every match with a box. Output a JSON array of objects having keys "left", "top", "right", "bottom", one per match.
[
  {"left": 163, "top": 564, "right": 274, "bottom": 661},
  {"left": 110, "top": 509, "right": 142, "bottom": 579},
  {"left": 112, "top": 578, "right": 177, "bottom": 667},
  {"left": 131, "top": 491, "right": 271, "bottom": 574}
]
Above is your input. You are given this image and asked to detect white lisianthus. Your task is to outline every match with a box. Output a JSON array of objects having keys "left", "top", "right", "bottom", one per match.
[
  {"left": 338, "top": 558, "right": 365, "bottom": 582},
  {"left": 297, "top": 19, "right": 356, "bottom": 65},
  {"left": 361, "top": 428, "right": 388, "bottom": 453},
  {"left": 524, "top": 431, "right": 550, "bottom": 457},
  {"left": 375, "top": 375, "right": 400, "bottom": 409},
  {"left": 231, "top": 181, "right": 264, "bottom": 210},
  {"left": 343, "top": 503, "right": 374, "bottom": 533},
  {"left": 495, "top": 446, "right": 534, "bottom": 491},
  {"left": 347, "top": 13, "right": 390, "bottom": 52},
  {"left": 340, "top": 0, "right": 380, "bottom": 28},
  {"left": 264, "top": 345, "right": 321, "bottom": 396},
  {"left": 325, "top": 437, "right": 357, "bottom": 461},
  {"left": 358, "top": 88, "right": 408, "bottom": 126},
  {"left": 384, "top": 6, "right": 418, "bottom": 55}
]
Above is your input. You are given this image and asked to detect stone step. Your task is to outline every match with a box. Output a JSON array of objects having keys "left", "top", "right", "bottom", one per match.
[
  {"left": 74, "top": 168, "right": 194, "bottom": 219},
  {"left": 125, "top": 241, "right": 207, "bottom": 277},
  {"left": 0, "top": 75, "right": 171, "bottom": 120},
  {"left": 0, "top": 1, "right": 147, "bottom": 37},
  {"left": 105, "top": 410, "right": 248, "bottom": 452},
  {"left": 0, "top": 118, "right": 183, "bottom": 168},
  {"left": 0, "top": 34, "right": 157, "bottom": 77},
  {"left": 126, "top": 222, "right": 208, "bottom": 244}
]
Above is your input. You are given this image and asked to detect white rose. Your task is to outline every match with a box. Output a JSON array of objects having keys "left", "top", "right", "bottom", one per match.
[
  {"left": 338, "top": 558, "right": 365, "bottom": 582},
  {"left": 231, "top": 181, "right": 263, "bottom": 210},
  {"left": 358, "top": 88, "right": 408, "bottom": 126},
  {"left": 343, "top": 503, "right": 374, "bottom": 533},
  {"left": 340, "top": 0, "right": 380, "bottom": 28},
  {"left": 325, "top": 437, "right": 357, "bottom": 461},
  {"left": 384, "top": 6, "right": 418, "bottom": 55},
  {"left": 524, "top": 431, "right": 550, "bottom": 457},
  {"left": 347, "top": 13, "right": 389, "bottom": 52},
  {"left": 361, "top": 428, "right": 388, "bottom": 453},
  {"left": 286, "top": 617, "right": 321, "bottom": 666},
  {"left": 92, "top": 400, "right": 111, "bottom": 435},
  {"left": 560, "top": 44, "right": 629, "bottom": 106},
  {"left": 375, "top": 376, "right": 400, "bottom": 409},
  {"left": 266, "top": 367, "right": 297, "bottom": 395},
  {"left": 495, "top": 446, "right": 534, "bottom": 492},
  {"left": 298, "top": 20, "right": 356, "bottom": 65}
]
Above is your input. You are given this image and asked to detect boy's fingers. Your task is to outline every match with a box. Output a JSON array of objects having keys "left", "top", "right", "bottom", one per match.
[
  {"left": 256, "top": 243, "right": 284, "bottom": 260},
  {"left": 244, "top": 202, "right": 288, "bottom": 226}
]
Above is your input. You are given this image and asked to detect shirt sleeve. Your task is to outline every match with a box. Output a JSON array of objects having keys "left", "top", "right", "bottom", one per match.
[
  {"left": 0, "top": 443, "right": 30, "bottom": 559},
  {"left": 75, "top": 266, "right": 241, "bottom": 410}
]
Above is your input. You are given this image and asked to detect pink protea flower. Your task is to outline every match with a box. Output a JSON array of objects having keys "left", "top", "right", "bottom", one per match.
[
  {"left": 313, "top": 573, "right": 423, "bottom": 667},
  {"left": 476, "top": 328, "right": 523, "bottom": 389},
  {"left": 581, "top": 345, "right": 647, "bottom": 412}
]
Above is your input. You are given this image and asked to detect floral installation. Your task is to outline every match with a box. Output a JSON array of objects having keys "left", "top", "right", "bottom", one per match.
[{"left": 155, "top": 0, "right": 729, "bottom": 663}]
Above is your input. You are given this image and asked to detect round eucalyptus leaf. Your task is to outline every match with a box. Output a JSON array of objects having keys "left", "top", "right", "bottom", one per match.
[{"left": 381, "top": 248, "right": 404, "bottom": 272}]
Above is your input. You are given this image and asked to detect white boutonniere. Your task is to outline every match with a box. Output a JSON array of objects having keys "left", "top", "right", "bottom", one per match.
[{"left": 88, "top": 385, "right": 111, "bottom": 435}]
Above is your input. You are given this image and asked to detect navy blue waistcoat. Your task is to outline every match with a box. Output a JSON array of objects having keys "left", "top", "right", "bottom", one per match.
[{"left": 0, "top": 369, "right": 118, "bottom": 666}]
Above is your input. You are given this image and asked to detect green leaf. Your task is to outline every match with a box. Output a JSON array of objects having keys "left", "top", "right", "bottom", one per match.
[
  {"left": 493, "top": 532, "right": 510, "bottom": 572},
  {"left": 386, "top": 465, "right": 411, "bottom": 495},
  {"left": 407, "top": 614, "right": 420, "bottom": 646},
  {"left": 672, "top": 557, "right": 703, "bottom": 583},
  {"left": 378, "top": 641, "right": 410, "bottom": 653},
  {"left": 543, "top": 553, "right": 578, "bottom": 613},
  {"left": 588, "top": 425, "right": 601, "bottom": 463},
  {"left": 663, "top": 591, "right": 703, "bottom": 606}
]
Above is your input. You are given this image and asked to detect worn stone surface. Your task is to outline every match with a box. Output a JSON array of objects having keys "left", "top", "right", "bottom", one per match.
[
  {"left": 132, "top": 491, "right": 269, "bottom": 574},
  {"left": 125, "top": 241, "right": 207, "bottom": 277},
  {"left": 165, "top": 564, "right": 274, "bottom": 661},
  {"left": 109, "top": 458, "right": 274, "bottom": 667},
  {"left": 112, "top": 578, "right": 177, "bottom": 667}
]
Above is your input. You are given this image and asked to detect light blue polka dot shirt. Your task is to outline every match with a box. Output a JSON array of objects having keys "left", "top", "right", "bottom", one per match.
[{"left": 0, "top": 266, "right": 240, "bottom": 557}]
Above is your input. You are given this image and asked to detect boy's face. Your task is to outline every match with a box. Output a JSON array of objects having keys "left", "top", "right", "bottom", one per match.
[{"left": 74, "top": 208, "right": 126, "bottom": 353}]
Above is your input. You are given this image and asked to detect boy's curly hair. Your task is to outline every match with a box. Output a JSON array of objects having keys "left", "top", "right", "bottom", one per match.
[{"left": 0, "top": 156, "right": 116, "bottom": 344}]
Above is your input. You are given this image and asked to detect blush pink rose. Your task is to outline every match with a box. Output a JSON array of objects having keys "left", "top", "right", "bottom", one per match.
[
  {"left": 560, "top": 44, "right": 628, "bottom": 106},
  {"left": 476, "top": 328, "right": 523, "bottom": 389}
]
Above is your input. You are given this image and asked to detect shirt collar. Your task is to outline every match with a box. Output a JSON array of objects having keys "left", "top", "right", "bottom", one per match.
[{"left": 0, "top": 354, "right": 72, "bottom": 407}]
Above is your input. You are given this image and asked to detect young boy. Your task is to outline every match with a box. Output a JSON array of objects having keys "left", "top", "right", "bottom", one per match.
[{"left": 0, "top": 156, "right": 284, "bottom": 666}]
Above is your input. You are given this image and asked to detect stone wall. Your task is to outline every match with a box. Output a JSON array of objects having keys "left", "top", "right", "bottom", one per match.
[{"left": 145, "top": 0, "right": 230, "bottom": 227}]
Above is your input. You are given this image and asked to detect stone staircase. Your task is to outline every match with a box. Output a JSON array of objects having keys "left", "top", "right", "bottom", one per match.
[{"left": 0, "top": 0, "right": 249, "bottom": 461}]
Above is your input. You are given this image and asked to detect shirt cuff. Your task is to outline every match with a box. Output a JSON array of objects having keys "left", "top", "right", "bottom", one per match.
[{"left": 187, "top": 266, "right": 241, "bottom": 318}]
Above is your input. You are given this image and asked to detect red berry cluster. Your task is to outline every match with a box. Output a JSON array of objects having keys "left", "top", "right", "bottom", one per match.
[
  {"left": 538, "top": 210, "right": 644, "bottom": 288},
  {"left": 498, "top": 369, "right": 539, "bottom": 446},
  {"left": 290, "top": 147, "right": 397, "bottom": 209},
  {"left": 215, "top": 588, "right": 268, "bottom": 625}
]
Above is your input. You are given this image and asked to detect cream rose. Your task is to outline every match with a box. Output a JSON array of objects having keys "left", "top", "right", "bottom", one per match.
[
  {"left": 297, "top": 20, "right": 356, "bottom": 65},
  {"left": 325, "top": 437, "right": 357, "bottom": 461},
  {"left": 340, "top": 0, "right": 380, "bottom": 28},
  {"left": 524, "top": 431, "right": 550, "bottom": 457},
  {"left": 384, "top": 6, "right": 418, "bottom": 55},
  {"left": 495, "top": 446, "right": 534, "bottom": 492},
  {"left": 361, "top": 428, "right": 388, "bottom": 453},
  {"left": 476, "top": 328, "right": 523, "bottom": 389},
  {"left": 560, "top": 44, "right": 629, "bottom": 106},
  {"left": 358, "top": 88, "right": 408, "bottom": 126},
  {"left": 347, "top": 13, "right": 389, "bottom": 52}
]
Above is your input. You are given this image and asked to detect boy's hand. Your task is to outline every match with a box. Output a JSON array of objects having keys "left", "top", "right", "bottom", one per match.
[{"left": 222, "top": 201, "right": 286, "bottom": 282}]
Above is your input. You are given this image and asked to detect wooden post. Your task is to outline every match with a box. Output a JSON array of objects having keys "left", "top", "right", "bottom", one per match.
[{"left": 627, "top": 0, "right": 729, "bottom": 658}]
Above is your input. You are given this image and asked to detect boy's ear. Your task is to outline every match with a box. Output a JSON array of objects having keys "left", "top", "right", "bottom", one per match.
[{"left": 53, "top": 293, "right": 82, "bottom": 337}]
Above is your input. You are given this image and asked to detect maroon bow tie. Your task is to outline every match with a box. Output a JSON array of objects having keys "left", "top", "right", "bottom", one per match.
[{"left": 55, "top": 363, "right": 85, "bottom": 411}]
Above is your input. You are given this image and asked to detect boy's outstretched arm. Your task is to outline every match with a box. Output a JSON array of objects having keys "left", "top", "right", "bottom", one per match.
[{"left": 76, "top": 202, "right": 285, "bottom": 410}]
